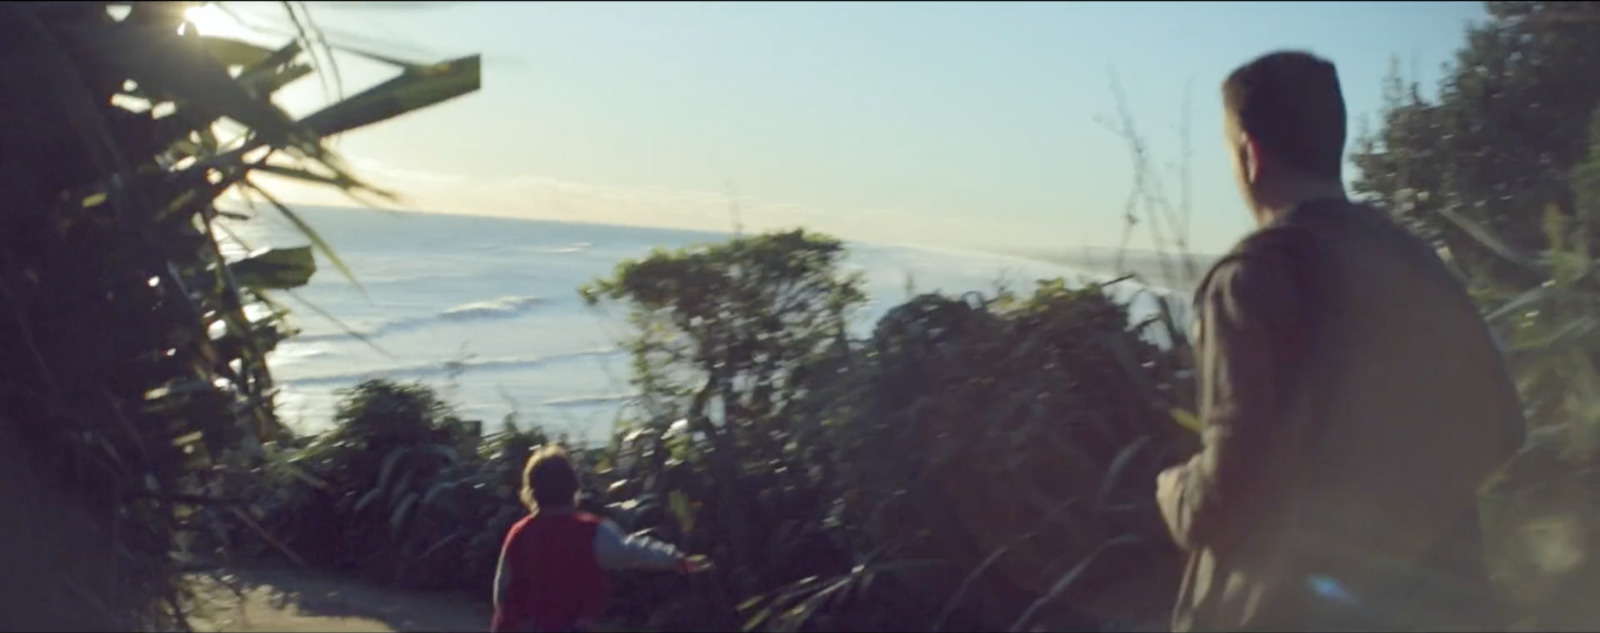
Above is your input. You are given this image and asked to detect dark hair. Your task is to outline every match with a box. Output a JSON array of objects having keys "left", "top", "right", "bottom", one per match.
[
  {"left": 521, "top": 445, "right": 580, "bottom": 511},
  {"left": 1222, "top": 50, "right": 1347, "bottom": 180}
]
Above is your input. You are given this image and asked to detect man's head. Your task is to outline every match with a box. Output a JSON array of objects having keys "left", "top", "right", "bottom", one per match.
[
  {"left": 521, "top": 444, "right": 580, "bottom": 512},
  {"left": 1222, "top": 51, "right": 1348, "bottom": 220}
]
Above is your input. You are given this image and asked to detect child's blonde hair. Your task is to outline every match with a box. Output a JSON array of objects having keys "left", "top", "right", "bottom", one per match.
[{"left": 520, "top": 444, "right": 579, "bottom": 512}]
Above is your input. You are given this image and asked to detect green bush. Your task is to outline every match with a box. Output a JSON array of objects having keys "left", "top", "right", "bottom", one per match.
[
  {"left": 1461, "top": 108, "right": 1600, "bottom": 631},
  {"left": 846, "top": 280, "right": 1194, "bottom": 630},
  {"left": 577, "top": 231, "right": 1193, "bottom": 631}
]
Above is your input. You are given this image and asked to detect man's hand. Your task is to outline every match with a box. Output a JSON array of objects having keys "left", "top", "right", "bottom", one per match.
[
  {"left": 1157, "top": 464, "right": 1186, "bottom": 498},
  {"left": 1156, "top": 463, "right": 1188, "bottom": 541}
]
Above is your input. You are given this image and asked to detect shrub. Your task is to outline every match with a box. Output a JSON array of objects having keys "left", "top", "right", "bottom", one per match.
[{"left": 581, "top": 231, "right": 1195, "bottom": 631}]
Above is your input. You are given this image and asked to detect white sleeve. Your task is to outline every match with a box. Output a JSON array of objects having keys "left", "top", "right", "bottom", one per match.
[
  {"left": 493, "top": 537, "right": 514, "bottom": 612},
  {"left": 591, "top": 519, "right": 684, "bottom": 572}
]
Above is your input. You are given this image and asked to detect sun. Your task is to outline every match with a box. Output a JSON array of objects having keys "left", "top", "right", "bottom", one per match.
[{"left": 182, "top": 3, "right": 255, "bottom": 40}]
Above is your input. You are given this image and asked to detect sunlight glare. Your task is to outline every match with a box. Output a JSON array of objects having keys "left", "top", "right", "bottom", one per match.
[{"left": 182, "top": 3, "right": 253, "bottom": 40}]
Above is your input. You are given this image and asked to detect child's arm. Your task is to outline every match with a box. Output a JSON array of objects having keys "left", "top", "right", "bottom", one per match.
[
  {"left": 493, "top": 544, "right": 512, "bottom": 614},
  {"left": 491, "top": 526, "right": 527, "bottom": 633},
  {"left": 591, "top": 519, "right": 690, "bottom": 572}
]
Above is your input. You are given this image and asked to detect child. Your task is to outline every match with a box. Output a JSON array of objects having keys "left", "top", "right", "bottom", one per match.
[{"left": 491, "top": 445, "right": 705, "bottom": 633}]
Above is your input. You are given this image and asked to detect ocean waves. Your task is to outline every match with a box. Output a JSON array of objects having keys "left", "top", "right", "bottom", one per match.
[
  {"left": 245, "top": 209, "right": 1180, "bottom": 444},
  {"left": 541, "top": 394, "right": 637, "bottom": 408},
  {"left": 440, "top": 295, "right": 547, "bottom": 320},
  {"left": 295, "top": 295, "right": 550, "bottom": 343},
  {"left": 282, "top": 347, "right": 625, "bottom": 388}
]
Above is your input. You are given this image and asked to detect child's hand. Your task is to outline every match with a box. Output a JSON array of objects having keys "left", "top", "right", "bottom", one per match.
[{"left": 678, "top": 554, "right": 713, "bottom": 574}]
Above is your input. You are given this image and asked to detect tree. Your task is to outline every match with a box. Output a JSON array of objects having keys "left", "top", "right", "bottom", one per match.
[
  {"left": 1352, "top": 2, "right": 1600, "bottom": 293},
  {"left": 0, "top": 2, "right": 478, "bottom": 628},
  {"left": 581, "top": 229, "right": 866, "bottom": 607},
  {"left": 1354, "top": 4, "right": 1600, "bottom": 627}
]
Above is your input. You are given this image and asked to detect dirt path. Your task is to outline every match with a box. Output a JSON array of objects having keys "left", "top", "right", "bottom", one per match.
[{"left": 185, "top": 566, "right": 491, "bottom": 633}]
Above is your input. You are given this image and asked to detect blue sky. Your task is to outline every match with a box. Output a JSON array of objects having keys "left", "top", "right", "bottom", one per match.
[{"left": 205, "top": 1, "right": 1486, "bottom": 254}]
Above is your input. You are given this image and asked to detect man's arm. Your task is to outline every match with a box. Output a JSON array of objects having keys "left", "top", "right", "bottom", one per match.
[
  {"left": 592, "top": 519, "right": 688, "bottom": 572},
  {"left": 1159, "top": 231, "right": 1307, "bottom": 552}
]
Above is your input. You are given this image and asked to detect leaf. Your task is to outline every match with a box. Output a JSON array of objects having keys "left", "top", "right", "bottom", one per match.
[
  {"left": 300, "top": 54, "right": 482, "bottom": 138},
  {"left": 390, "top": 492, "right": 418, "bottom": 537},
  {"left": 668, "top": 489, "right": 696, "bottom": 536},
  {"left": 375, "top": 447, "right": 411, "bottom": 497},
  {"left": 245, "top": 180, "right": 366, "bottom": 296},
  {"left": 92, "top": 24, "right": 308, "bottom": 151},
  {"left": 13, "top": 8, "right": 132, "bottom": 192},
  {"left": 1169, "top": 408, "right": 1203, "bottom": 435},
  {"left": 1439, "top": 207, "right": 1546, "bottom": 273},
  {"left": 421, "top": 480, "right": 452, "bottom": 510},
  {"left": 253, "top": 162, "right": 360, "bottom": 190},
  {"left": 412, "top": 530, "right": 465, "bottom": 564},
  {"left": 240, "top": 62, "right": 314, "bottom": 98},
  {"left": 423, "top": 443, "right": 462, "bottom": 465},
  {"left": 742, "top": 605, "right": 775, "bottom": 632},
  {"left": 1095, "top": 435, "right": 1152, "bottom": 515},
  {"left": 227, "top": 245, "right": 317, "bottom": 291},
  {"left": 229, "top": 506, "right": 308, "bottom": 568},
  {"left": 281, "top": 461, "right": 330, "bottom": 490},
  {"left": 171, "top": 431, "right": 204, "bottom": 447},
  {"left": 1008, "top": 534, "right": 1142, "bottom": 633},
  {"left": 283, "top": 289, "right": 394, "bottom": 358},
  {"left": 1486, "top": 284, "right": 1558, "bottom": 324},
  {"left": 200, "top": 36, "right": 276, "bottom": 68},
  {"left": 1513, "top": 315, "right": 1600, "bottom": 353},
  {"left": 354, "top": 488, "right": 383, "bottom": 514},
  {"left": 233, "top": 40, "right": 308, "bottom": 96}
]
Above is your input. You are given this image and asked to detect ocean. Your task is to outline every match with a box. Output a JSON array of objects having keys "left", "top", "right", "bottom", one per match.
[{"left": 222, "top": 206, "right": 1187, "bottom": 445}]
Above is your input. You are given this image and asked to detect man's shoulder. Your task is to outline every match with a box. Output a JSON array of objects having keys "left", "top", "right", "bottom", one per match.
[
  {"left": 1196, "top": 223, "right": 1315, "bottom": 303},
  {"left": 1230, "top": 223, "right": 1315, "bottom": 261}
]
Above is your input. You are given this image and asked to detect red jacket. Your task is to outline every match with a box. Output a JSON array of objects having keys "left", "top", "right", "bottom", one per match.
[{"left": 491, "top": 512, "right": 608, "bottom": 633}]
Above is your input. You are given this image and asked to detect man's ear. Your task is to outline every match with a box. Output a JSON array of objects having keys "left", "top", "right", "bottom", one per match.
[{"left": 1238, "top": 133, "right": 1262, "bottom": 186}]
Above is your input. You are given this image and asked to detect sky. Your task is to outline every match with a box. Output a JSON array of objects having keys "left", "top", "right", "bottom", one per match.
[{"left": 197, "top": 1, "right": 1488, "bottom": 255}]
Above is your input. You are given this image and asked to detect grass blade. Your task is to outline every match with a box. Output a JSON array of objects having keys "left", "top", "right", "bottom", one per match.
[
  {"left": 1008, "top": 534, "right": 1141, "bottom": 633},
  {"left": 299, "top": 54, "right": 482, "bottom": 137},
  {"left": 244, "top": 178, "right": 366, "bottom": 297},
  {"left": 227, "top": 245, "right": 317, "bottom": 291},
  {"left": 1439, "top": 207, "right": 1547, "bottom": 272},
  {"left": 1095, "top": 434, "right": 1152, "bottom": 516},
  {"left": 1169, "top": 408, "right": 1203, "bottom": 435},
  {"left": 199, "top": 36, "right": 277, "bottom": 68}
]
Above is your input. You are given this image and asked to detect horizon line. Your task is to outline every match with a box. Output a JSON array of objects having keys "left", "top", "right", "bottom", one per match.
[{"left": 224, "top": 199, "right": 1222, "bottom": 262}]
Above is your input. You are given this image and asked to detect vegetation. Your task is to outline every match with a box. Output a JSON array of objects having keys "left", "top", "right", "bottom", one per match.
[
  {"left": 0, "top": 1, "right": 478, "bottom": 630},
  {"left": 214, "top": 3, "right": 1600, "bottom": 630},
  {"left": 217, "top": 229, "right": 1197, "bottom": 631},
  {"left": 1350, "top": 2, "right": 1600, "bottom": 629},
  {"left": 9, "top": 0, "right": 1600, "bottom": 631}
]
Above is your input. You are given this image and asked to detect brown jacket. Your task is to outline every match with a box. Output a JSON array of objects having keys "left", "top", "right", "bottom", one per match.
[{"left": 1159, "top": 199, "right": 1526, "bottom": 632}]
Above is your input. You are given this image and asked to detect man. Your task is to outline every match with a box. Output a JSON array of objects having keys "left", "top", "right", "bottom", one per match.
[
  {"left": 1155, "top": 51, "right": 1527, "bottom": 632},
  {"left": 491, "top": 445, "right": 708, "bottom": 633}
]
